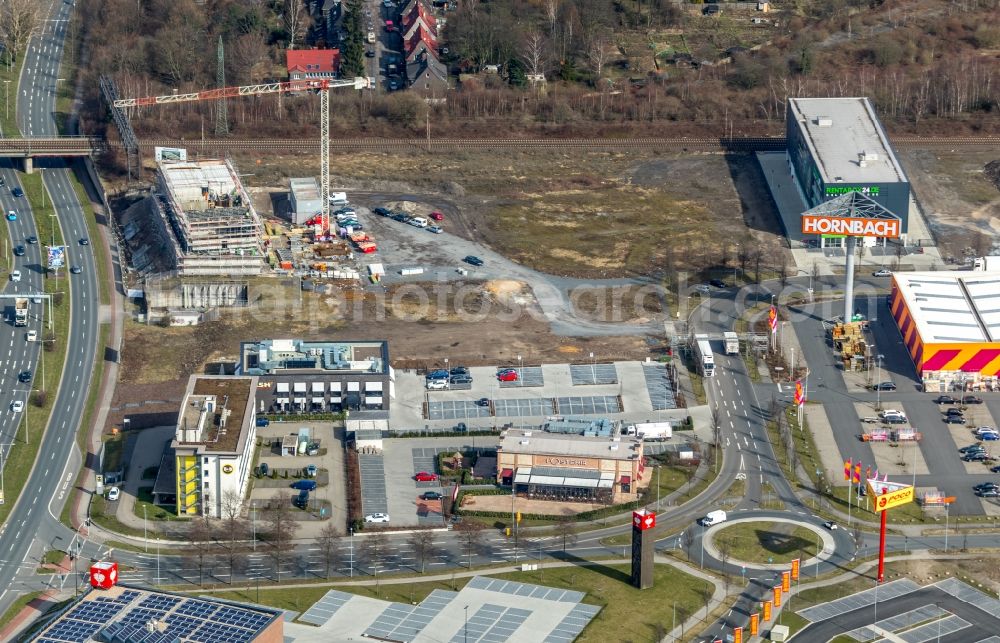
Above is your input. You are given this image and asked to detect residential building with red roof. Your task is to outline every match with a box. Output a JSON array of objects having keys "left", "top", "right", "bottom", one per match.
[{"left": 286, "top": 49, "right": 341, "bottom": 80}]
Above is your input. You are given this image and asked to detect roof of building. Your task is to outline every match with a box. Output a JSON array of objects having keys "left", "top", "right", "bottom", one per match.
[
  {"left": 241, "top": 338, "right": 390, "bottom": 375},
  {"left": 286, "top": 48, "right": 341, "bottom": 74},
  {"left": 158, "top": 159, "right": 244, "bottom": 213},
  {"left": 402, "top": 1, "right": 437, "bottom": 30},
  {"left": 788, "top": 97, "right": 907, "bottom": 185},
  {"left": 407, "top": 52, "right": 448, "bottom": 86},
  {"left": 404, "top": 25, "right": 437, "bottom": 58},
  {"left": 894, "top": 272, "right": 1000, "bottom": 343},
  {"left": 174, "top": 376, "right": 256, "bottom": 453},
  {"left": 34, "top": 583, "right": 282, "bottom": 642},
  {"left": 289, "top": 575, "right": 600, "bottom": 642},
  {"left": 499, "top": 428, "right": 641, "bottom": 460}
]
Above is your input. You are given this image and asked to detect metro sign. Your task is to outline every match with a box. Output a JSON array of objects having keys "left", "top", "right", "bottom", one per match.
[
  {"left": 801, "top": 215, "right": 901, "bottom": 238},
  {"left": 633, "top": 509, "right": 656, "bottom": 531}
]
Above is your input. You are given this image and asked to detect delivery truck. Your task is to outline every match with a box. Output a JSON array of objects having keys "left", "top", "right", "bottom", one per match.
[
  {"left": 698, "top": 510, "right": 727, "bottom": 527},
  {"left": 723, "top": 331, "right": 739, "bottom": 355},
  {"left": 624, "top": 422, "right": 673, "bottom": 441},
  {"left": 14, "top": 297, "right": 28, "bottom": 327}
]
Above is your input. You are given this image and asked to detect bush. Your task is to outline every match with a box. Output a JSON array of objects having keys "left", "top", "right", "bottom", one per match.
[{"left": 31, "top": 389, "right": 47, "bottom": 407}]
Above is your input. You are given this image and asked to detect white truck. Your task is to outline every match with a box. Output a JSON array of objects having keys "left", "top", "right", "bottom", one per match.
[
  {"left": 698, "top": 510, "right": 727, "bottom": 527},
  {"left": 973, "top": 256, "right": 1000, "bottom": 271},
  {"left": 694, "top": 334, "right": 715, "bottom": 377},
  {"left": 624, "top": 422, "right": 673, "bottom": 441},
  {"left": 723, "top": 331, "right": 739, "bottom": 355},
  {"left": 14, "top": 297, "right": 28, "bottom": 327}
]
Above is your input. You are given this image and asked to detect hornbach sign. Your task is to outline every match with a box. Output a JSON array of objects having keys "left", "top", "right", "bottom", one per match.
[{"left": 801, "top": 215, "right": 901, "bottom": 238}]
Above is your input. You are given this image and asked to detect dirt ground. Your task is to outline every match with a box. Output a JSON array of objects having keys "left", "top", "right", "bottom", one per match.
[
  {"left": 229, "top": 148, "right": 788, "bottom": 280},
  {"left": 897, "top": 149, "right": 1000, "bottom": 261}
]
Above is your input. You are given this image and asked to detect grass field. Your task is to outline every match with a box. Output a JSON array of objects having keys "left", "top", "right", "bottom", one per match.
[
  {"left": 0, "top": 51, "right": 27, "bottom": 136},
  {"left": 713, "top": 521, "right": 821, "bottom": 565},
  {"left": 206, "top": 563, "right": 714, "bottom": 641}
]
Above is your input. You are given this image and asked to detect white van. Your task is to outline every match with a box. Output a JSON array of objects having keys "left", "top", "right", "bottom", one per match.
[
  {"left": 367, "top": 31, "right": 376, "bottom": 43},
  {"left": 698, "top": 510, "right": 727, "bottom": 527},
  {"left": 409, "top": 217, "right": 429, "bottom": 228}
]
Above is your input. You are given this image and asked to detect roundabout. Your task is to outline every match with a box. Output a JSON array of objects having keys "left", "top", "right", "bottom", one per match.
[{"left": 697, "top": 514, "right": 847, "bottom": 572}]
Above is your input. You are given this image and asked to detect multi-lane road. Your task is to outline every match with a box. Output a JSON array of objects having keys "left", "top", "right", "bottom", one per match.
[{"left": 0, "top": 0, "right": 101, "bottom": 616}]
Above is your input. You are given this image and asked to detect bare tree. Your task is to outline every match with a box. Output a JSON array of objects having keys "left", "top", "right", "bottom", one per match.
[
  {"left": 262, "top": 493, "right": 301, "bottom": 580},
  {"left": 284, "top": 0, "right": 310, "bottom": 51},
  {"left": 718, "top": 538, "right": 732, "bottom": 592},
  {"left": 188, "top": 517, "right": 215, "bottom": 587},
  {"left": 544, "top": 0, "right": 559, "bottom": 35},
  {"left": 316, "top": 522, "right": 341, "bottom": 579},
  {"left": 360, "top": 532, "right": 390, "bottom": 595},
  {"left": 408, "top": 530, "right": 438, "bottom": 573},
  {"left": 0, "top": 0, "right": 42, "bottom": 66},
  {"left": 230, "top": 29, "right": 271, "bottom": 85},
  {"left": 586, "top": 32, "right": 610, "bottom": 83},
  {"left": 682, "top": 529, "right": 695, "bottom": 560},
  {"left": 454, "top": 521, "right": 486, "bottom": 568},
  {"left": 676, "top": 605, "right": 691, "bottom": 638},
  {"left": 520, "top": 31, "right": 548, "bottom": 78},
  {"left": 553, "top": 518, "right": 577, "bottom": 553},
  {"left": 219, "top": 490, "right": 246, "bottom": 542}
]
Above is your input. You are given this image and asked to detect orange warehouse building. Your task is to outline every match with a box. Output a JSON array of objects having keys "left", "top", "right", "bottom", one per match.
[{"left": 890, "top": 272, "right": 1000, "bottom": 392}]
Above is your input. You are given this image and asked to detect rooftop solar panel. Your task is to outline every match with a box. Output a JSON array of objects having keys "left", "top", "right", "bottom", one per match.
[
  {"left": 190, "top": 621, "right": 256, "bottom": 643},
  {"left": 175, "top": 599, "right": 219, "bottom": 619},
  {"left": 163, "top": 614, "right": 202, "bottom": 638},
  {"left": 44, "top": 618, "right": 103, "bottom": 642},
  {"left": 139, "top": 595, "right": 182, "bottom": 611}
]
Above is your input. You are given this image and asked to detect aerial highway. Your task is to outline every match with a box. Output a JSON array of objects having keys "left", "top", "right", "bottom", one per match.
[{"left": 0, "top": 0, "right": 100, "bottom": 616}]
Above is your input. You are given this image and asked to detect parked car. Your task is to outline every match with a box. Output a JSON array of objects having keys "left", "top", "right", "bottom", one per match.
[
  {"left": 475, "top": 397, "right": 490, "bottom": 407},
  {"left": 497, "top": 370, "right": 518, "bottom": 382},
  {"left": 981, "top": 432, "right": 1000, "bottom": 441},
  {"left": 977, "top": 488, "right": 1000, "bottom": 497},
  {"left": 973, "top": 482, "right": 998, "bottom": 491},
  {"left": 256, "top": 417, "right": 270, "bottom": 427},
  {"left": 708, "top": 279, "right": 727, "bottom": 288},
  {"left": 430, "top": 211, "right": 444, "bottom": 221},
  {"left": 305, "top": 464, "right": 318, "bottom": 478},
  {"left": 463, "top": 255, "right": 484, "bottom": 267},
  {"left": 291, "top": 480, "right": 318, "bottom": 491},
  {"left": 366, "top": 49, "right": 376, "bottom": 57},
  {"left": 454, "top": 422, "right": 468, "bottom": 433},
  {"left": 365, "top": 513, "right": 390, "bottom": 523},
  {"left": 963, "top": 452, "right": 989, "bottom": 461},
  {"left": 293, "top": 490, "right": 310, "bottom": 508},
  {"left": 426, "top": 379, "right": 449, "bottom": 390},
  {"left": 414, "top": 471, "right": 438, "bottom": 482},
  {"left": 975, "top": 426, "right": 997, "bottom": 435},
  {"left": 106, "top": 487, "right": 120, "bottom": 502},
  {"left": 421, "top": 491, "right": 443, "bottom": 500},
  {"left": 258, "top": 462, "right": 269, "bottom": 477},
  {"left": 450, "top": 366, "right": 470, "bottom": 376},
  {"left": 990, "top": 465, "right": 1000, "bottom": 473},
  {"left": 872, "top": 382, "right": 896, "bottom": 391},
  {"left": 872, "top": 268, "right": 892, "bottom": 277},
  {"left": 946, "top": 408, "right": 965, "bottom": 416},
  {"left": 960, "top": 443, "right": 985, "bottom": 453},
  {"left": 427, "top": 225, "right": 443, "bottom": 234},
  {"left": 450, "top": 376, "right": 472, "bottom": 385},
  {"left": 391, "top": 213, "right": 408, "bottom": 222},
  {"left": 944, "top": 415, "right": 966, "bottom": 424},
  {"left": 13, "top": 245, "right": 24, "bottom": 257},
  {"left": 934, "top": 395, "right": 957, "bottom": 404},
  {"left": 373, "top": 207, "right": 391, "bottom": 216},
  {"left": 884, "top": 415, "right": 907, "bottom": 424},
  {"left": 426, "top": 369, "right": 450, "bottom": 380},
  {"left": 963, "top": 396, "right": 984, "bottom": 405},
  {"left": 306, "top": 442, "right": 320, "bottom": 456}
]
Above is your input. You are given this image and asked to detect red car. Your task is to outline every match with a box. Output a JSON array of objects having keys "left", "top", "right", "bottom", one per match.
[
  {"left": 430, "top": 211, "right": 444, "bottom": 221},
  {"left": 414, "top": 471, "right": 438, "bottom": 482},
  {"left": 497, "top": 370, "right": 518, "bottom": 382}
]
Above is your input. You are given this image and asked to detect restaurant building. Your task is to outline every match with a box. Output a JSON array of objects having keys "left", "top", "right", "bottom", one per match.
[{"left": 495, "top": 429, "right": 644, "bottom": 504}]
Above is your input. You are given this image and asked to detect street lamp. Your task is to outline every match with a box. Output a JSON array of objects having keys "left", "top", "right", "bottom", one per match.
[
  {"left": 875, "top": 354, "right": 885, "bottom": 411},
  {"left": 3, "top": 80, "right": 9, "bottom": 122},
  {"left": 517, "top": 355, "right": 522, "bottom": 381},
  {"left": 589, "top": 352, "right": 595, "bottom": 381}
]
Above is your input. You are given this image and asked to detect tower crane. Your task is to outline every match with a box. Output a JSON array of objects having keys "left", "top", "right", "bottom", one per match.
[{"left": 114, "top": 77, "right": 371, "bottom": 224}]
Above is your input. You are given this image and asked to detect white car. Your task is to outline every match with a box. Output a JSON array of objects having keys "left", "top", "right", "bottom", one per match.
[
  {"left": 426, "top": 379, "right": 449, "bottom": 390},
  {"left": 26, "top": 330, "right": 37, "bottom": 342},
  {"left": 107, "top": 487, "right": 120, "bottom": 502},
  {"left": 365, "top": 513, "right": 390, "bottom": 523},
  {"left": 694, "top": 284, "right": 711, "bottom": 294},
  {"left": 872, "top": 268, "right": 892, "bottom": 277},
  {"left": 975, "top": 426, "right": 997, "bottom": 435},
  {"left": 10, "top": 400, "right": 24, "bottom": 413},
  {"left": 822, "top": 521, "right": 838, "bottom": 530},
  {"left": 10, "top": 270, "right": 21, "bottom": 282}
]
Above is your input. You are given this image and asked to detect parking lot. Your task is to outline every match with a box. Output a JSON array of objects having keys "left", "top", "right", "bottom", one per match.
[
  {"left": 251, "top": 421, "right": 348, "bottom": 536},
  {"left": 390, "top": 361, "right": 686, "bottom": 432}
]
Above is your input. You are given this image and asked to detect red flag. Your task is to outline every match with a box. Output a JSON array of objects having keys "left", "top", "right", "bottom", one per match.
[
  {"left": 854, "top": 463, "right": 862, "bottom": 483},
  {"left": 769, "top": 306, "right": 778, "bottom": 333},
  {"left": 844, "top": 459, "right": 852, "bottom": 481},
  {"left": 794, "top": 380, "right": 805, "bottom": 406}
]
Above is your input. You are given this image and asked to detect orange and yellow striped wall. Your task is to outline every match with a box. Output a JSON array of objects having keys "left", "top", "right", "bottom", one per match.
[{"left": 890, "top": 282, "right": 1000, "bottom": 376}]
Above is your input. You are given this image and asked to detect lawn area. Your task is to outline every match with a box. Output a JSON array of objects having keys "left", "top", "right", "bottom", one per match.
[
  {"left": 0, "top": 51, "right": 27, "bottom": 136},
  {"left": 0, "top": 173, "right": 71, "bottom": 526},
  {"left": 134, "top": 486, "right": 180, "bottom": 522},
  {"left": 713, "top": 521, "right": 821, "bottom": 565},
  {"left": 0, "top": 591, "right": 43, "bottom": 633},
  {"left": 207, "top": 563, "right": 713, "bottom": 641}
]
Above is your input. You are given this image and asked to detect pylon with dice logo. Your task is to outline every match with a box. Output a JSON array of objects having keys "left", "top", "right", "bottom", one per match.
[{"left": 631, "top": 509, "right": 655, "bottom": 589}]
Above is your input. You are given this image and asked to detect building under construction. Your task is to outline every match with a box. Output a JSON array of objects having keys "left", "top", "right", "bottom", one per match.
[{"left": 153, "top": 159, "right": 264, "bottom": 275}]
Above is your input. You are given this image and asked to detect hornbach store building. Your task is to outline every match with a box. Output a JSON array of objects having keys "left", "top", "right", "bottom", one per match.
[{"left": 495, "top": 428, "right": 644, "bottom": 504}]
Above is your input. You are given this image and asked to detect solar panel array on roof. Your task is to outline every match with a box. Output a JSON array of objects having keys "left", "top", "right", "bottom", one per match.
[
  {"left": 449, "top": 604, "right": 532, "bottom": 643},
  {"left": 174, "top": 600, "right": 219, "bottom": 619},
  {"left": 543, "top": 603, "right": 602, "bottom": 642},
  {"left": 465, "top": 576, "right": 585, "bottom": 603},
  {"left": 98, "top": 621, "right": 180, "bottom": 643},
  {"left": 40, "top": 618, "right": 104, "bottom": 642},
  {"left": 297, "top": 590, "right": 355, "bottom": 626},
  {"left": 365, "top": 590, "right": 459, "bottom": 640}
]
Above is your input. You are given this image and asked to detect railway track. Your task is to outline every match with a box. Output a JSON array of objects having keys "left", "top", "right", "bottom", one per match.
[{"left": 128, "top": 136, "right": 1000, "bottom": 152}]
